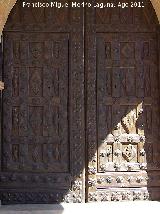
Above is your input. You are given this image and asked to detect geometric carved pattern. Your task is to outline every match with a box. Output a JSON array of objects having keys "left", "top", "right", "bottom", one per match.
[
  {"left": 98, "top": 135, "right": 147, "bottom": 172},
  {"left": 12, "top": 144, "right": 19, "bottom": 162},
  {"left": 96, "top": 33, "right": 157, "bottom": 177},
  {"left": 105, "top": 42, "right": 111, "bottom": 59},
  {"left": 4, "top": 32, "right": 70, "bottom": 175},
  {"left": 29, "top": 106, "right": 43, "bottom": 136},
  {"left": 2, "top": 0, "right": 85, "bottom": 204},
  {"left": 29, "top": 67, "right": 43, "bottom": 97},
  {"left": 95, "top": 0, "right": 158, "bottom": 31},
  {"left": 122, "top": 144, "right": 137, "bottom": 162},
  {"left": 5, "top": 0, "right": 69, "bottom": 31},
  {"left": 12, "top": 106, "right": 20, "bottom": 136},
  {"left": 96, "top": 9, "right": 111, "bottom": 24},
  {"left": 13, "top": 41, "right": 20, "bottom": 62},
  {"left": 87, "top": 0, "right": 159, "bottom": 200},
  {"left": 29, "top": 42, "right": 44, "bottom": 64},
  {"left": 120, "top": 42, "right": 135, "bottom": 59},
  {"left": 12, "top": 67, "right": 19, "bottom": 96},
  {"left": 94, "top": 33, "right": 158, "bottom": 202}
]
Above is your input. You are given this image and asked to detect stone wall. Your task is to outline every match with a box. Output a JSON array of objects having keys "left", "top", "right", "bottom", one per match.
[
  {"left": 0, "top": 0, "right": 160, "bottom": 39},
  {"left": 0, "top": 0, "right": 16, "bottom": 39},
  {"left": 151, "top": 0, "right": 160, "bottom": 21}
]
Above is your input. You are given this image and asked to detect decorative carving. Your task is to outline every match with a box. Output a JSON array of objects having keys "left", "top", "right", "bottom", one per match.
[
  {"left": 12, "top": 68, "right": 19, "bottom": 96},
  {"left": 127, "top": 176, "right": 133, "bottom": 183},
  {"left": 106, "top": 147, "right": 112, "bottom": 156},
  {"left": 122, "top": 144, "right": 136, "bottom": 162},
  {"left": 106, "top": 176, "right": 113, "bottom": 184},
  {"left": 97, "top": 177, "right": 105, "bottom": 184},
  {"left": 88, "top": 179, "right": 96, "bottom": 187},
  {"left": 127, "top": 164, "right": 133, "bottom": 171},
  {"left": 114, "top": 163, "right": 121, "bottom": 171},
  {"left": 100, "top": 164, "right": 107, "bottom": 172},
  {"left": 114, "top": 136, "right": 120, "bottom": 143},
  {"left": 140, "top": 136, "right": 145, "bottom": 142},
  {"left": 96, "top": 8, "right": 111, "bottom": 24},
  {"left": 88, "top": 189, "right": 151, "bottom": 202},
  {"left": 120, "top": 42, "right": 135, "bottom": 59},
  {"left": 105, "top": 42, "right": 111, "bottom": 59},
  {"left": 72, "top": 193, "right": 82, "bottom": 203},
  {"left": 88, "top": 193, "right": 98, "bottom": 202},
  {"left": 99, "top": 192, "right": 110, "bottom": 201},
  {"left": 140, "top": 149, "right": 145, "bottom": 156},
  {"left": 29, "top": 42, "right": 43, "bottom": 61},
  {"left": 0, "top": 188, "right": 152, "bottom": 204},
  {"left": 114, "top": 149, "right": 122, "bottom": 156},
  {"left": 0, "top": 192, "right": 64, "bottom": 204},
  {"left": 29, "top": 67, "right": 43, "bottom": 97},
  {"left": 12, "top": 107, "right": 20, "bottom": 136},
  {"left": 133, "top": 191, "right": 141, "bottom": 200},
  {"left": 88, "top": 167, "right": 96, "bottom": 175},
  {"left": 127, "top": 136, "right": 133, "bottom": 143},
  {"left": 72, "top": 181, "right": 82, "bottom": 191},
  {"left": 138, "top": 108, "right": 143, "bottom": 115},
  {"left": 143, "top": 192, "right": 150, "bottom": 200},
  {"left": 99, "top": 150, "right": 106, "bottom": 157},
  {"left": 53, "top": 42, "right": 61, "bottom": 58},
  {"left": 90, "top": 155, "right": 96, "bottom": 163},
  {"left": 12, "top": 144, "right": 19, "bottom": 162},
  {"left": 29, "top": 106, "right": 43, "bottom": 136},
  {"left": 111, "top": 192, "right": 122, "bottom": 201},
  {"left": 116, "top": 176, "right": 124, "bottom": 183},
  {"left": 122, "top": 191, "right": 132, "bottom": 200},
  {"left": 87, "top": 0, "right": 160, "bottom": 203},
  {"left": 139, "top": 163, "right": 147, "bottom": 170},
  {"left": 3, "top": 0, "right": 84, "bottom": 203},
  {"left": 136, "top": 176, "right": 144, "bottom": 183}
]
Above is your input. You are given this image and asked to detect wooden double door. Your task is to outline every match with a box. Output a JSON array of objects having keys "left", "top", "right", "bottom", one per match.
[{"left": 1, "top": 0, "right": 160, "bottom": 204}]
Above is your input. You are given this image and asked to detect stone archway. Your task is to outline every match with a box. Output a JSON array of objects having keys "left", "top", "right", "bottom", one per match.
[{"left": 0, "top": 0, "right": 160, "bottom": 40}]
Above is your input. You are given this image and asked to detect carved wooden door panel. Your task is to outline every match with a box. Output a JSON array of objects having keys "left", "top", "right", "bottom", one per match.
[
  {"left": 1, "top": 0, "right": 85, "bottom": 204},
  {"left": 86, "top": 0, "right": 160, "bottom": 202}
]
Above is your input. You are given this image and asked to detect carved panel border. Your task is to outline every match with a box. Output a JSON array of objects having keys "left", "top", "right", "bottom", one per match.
[
  {"left": 67, "top": 5, "right": 85, "bottom": 203},
  {"left": 88, "top": 188, "right": 160, "bottom": 202}
]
